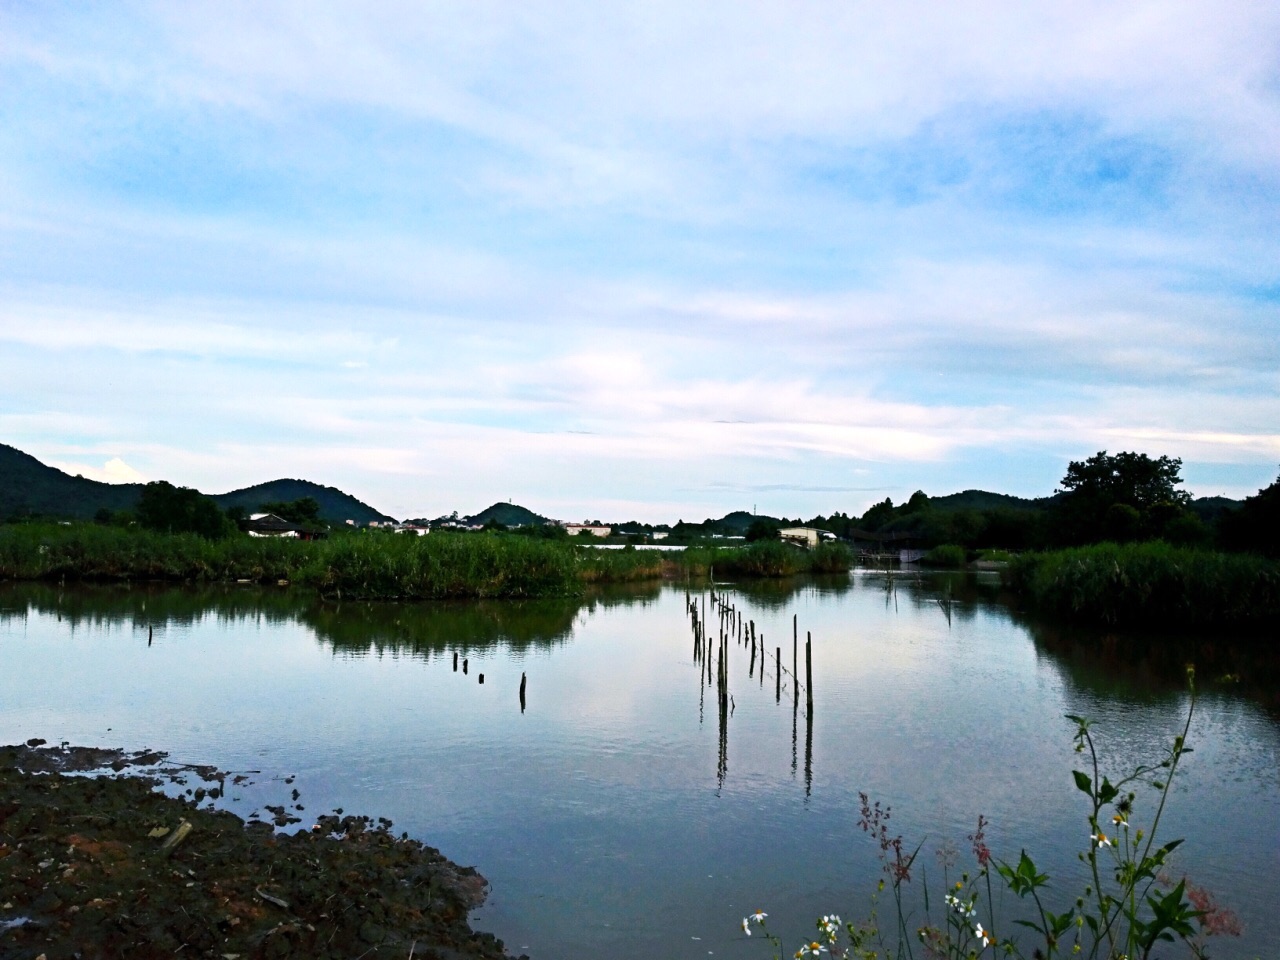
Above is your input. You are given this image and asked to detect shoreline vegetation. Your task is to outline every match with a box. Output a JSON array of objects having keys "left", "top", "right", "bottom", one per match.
[
  {"left": 0, "top": 523, "right": 855, "bottom": 600},
  {"left": 3, "top": 523, "right": 1279, "bottom": 631},
  {"left": 1006, "top": 541, "right": 1280, "bottom": 630}
]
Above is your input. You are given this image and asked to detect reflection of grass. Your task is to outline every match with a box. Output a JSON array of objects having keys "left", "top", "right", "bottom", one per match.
[
  {"left": 1006, "top": 542, "right": 1280, "bottom": 630},
  {"left": 0, "top": 580, "right": 606, "bottom": 658}
]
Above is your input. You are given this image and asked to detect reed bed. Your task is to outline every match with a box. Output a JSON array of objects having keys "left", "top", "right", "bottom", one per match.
[
  {"left": 674, "top": 540, "right": 847, "bottom": 578},
  {"left": 1005, "top": 541, "right": 1280, "bottom": 629},
  {"left": 0, "top": 524, "right": 673, "bottom": 599},
  {"left": 0, "top": 524, "right": 858, "bottom": 598}
]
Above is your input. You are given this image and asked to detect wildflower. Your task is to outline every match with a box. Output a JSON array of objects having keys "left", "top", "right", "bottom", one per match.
[
  {"left": 742, "top": 917, "right": 751, "bottom": 936},
  {"left": 1091, "top": 830, "right": 1112, "bottom": 848},
  {"left": 820, "top": 914, "right": 841, "bottom": 942},
  {"left": 750, "top": 909, "right": 768, "bottom": 923},
  {"left": 975, "top": 923, "right": 991, "bottom": 948},
  {"left": 1111, "top": 813, "right": 1128, "bottom": 829}
]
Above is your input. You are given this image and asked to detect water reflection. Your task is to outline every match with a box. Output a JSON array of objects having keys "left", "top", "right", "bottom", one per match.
[
  {"left": 1, "top": 576, "right": 1277, "bottom": 960},
  {"left": 1020, "top": 615, "right": 1280, "bottom": 715},
  {"left": 0, "top": 581, "right": 657, "bottom": 661}
]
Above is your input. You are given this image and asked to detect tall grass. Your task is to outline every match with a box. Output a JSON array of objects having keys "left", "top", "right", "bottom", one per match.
[
  {"left": 0, "top": 524, "right": 858, "bottom": 598},
  {"left": 0, "top": 524, "right": 678, "bottom": 599},
  {"left": 670, "top": 540, "right": 853, "bottom": 577},
  {"left": 1005, "top": 541, "right": 1280, "bottom": 629}
]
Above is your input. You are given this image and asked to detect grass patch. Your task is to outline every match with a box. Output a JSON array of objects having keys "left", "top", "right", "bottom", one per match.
[
  {"left": 0, "top": 524, "right": 856, "bottom": 598},
  {"left": 921, "top": 543, "right": 966, "bottom": 568},
  {"left": 1005, "top": 541, "right": 1280, "bottom": 629}
]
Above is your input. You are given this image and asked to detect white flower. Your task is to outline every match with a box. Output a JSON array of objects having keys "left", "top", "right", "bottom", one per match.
[
  {"left": 975, "top": 923, "right": 991, "bottom": 948},
  {"left": 742, "top": 918, "right": 751, "bottom": 936},
  {"left": 1111, "top": 813, "right": 1129, "bottom": 829},
  {"left": 1091, "top": 831, "right": 1113, "bottom": 848},
  {"left": 750, "top": 909, "right": 768, "bottom": 923}
]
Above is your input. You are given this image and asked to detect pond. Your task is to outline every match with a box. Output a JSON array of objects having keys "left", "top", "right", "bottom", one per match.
[{"left": 1, "top": 574, "right": 1276, "bottom": 959}]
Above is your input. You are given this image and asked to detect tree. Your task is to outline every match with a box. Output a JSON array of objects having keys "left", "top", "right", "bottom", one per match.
[
  {"left": 859, "top": 498, "right": 896, "bottom": 531},
  {"left": 1051, "top": 451, "right": 1191, "bottom": 545},
  {"left": 1218, "top": 469, "right": 1280, "bottom": 557},
  {"left": 259, "top": 497, "right": 321, "bottom": 524},
  {"left": 136, "top": 481, "right": 234, "bottom": 539},
  {"left": 745, "top": 518, "right": 780, "bottom": 542}
]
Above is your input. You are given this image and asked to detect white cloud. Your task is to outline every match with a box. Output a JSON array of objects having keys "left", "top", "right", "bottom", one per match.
[{"left": 45, "top": 456, "right": 145, "bottom": 484}]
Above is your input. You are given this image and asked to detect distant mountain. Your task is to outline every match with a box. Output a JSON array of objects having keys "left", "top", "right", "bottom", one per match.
[
  {"left": 212, "top": 480, "right": 394, "bottom": 525},
  {"left": 0, "top": 443, "right": 393, "bottom": 525},
  {"left": 709, "top": 510, "right": 779, "bottom": 533},
  {"left": 929, "top": 489, "right": 1048, "bottom": 512},
  {"left": 1188, "top": 496, "right": 1241, "bottom": 523},
  {"left": 0, "top": 443, "right": 144, "bottom": 520},
  {"left": 464, "top": 502, "right": 552, "bottom": 527}
]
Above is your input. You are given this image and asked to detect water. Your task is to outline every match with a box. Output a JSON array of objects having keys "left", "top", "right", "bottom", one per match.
[{"left": 1, "top": 574, "right": 1276, "bottom": 959}]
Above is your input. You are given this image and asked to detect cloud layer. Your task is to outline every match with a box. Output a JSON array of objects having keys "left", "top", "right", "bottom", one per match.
[{"left": 1, "top": 2, "right": 1277, "bottom": 519}]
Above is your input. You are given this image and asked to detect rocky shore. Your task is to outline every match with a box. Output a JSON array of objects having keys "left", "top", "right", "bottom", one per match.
[{"left": 0, "top": 742, "right": 525, "bottom": 960}]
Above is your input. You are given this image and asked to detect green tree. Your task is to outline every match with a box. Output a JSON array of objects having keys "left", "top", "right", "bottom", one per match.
[
  {"left": 259, "top": 497, "right": 321, "bottom": 524},
  {"left": 859, "top": 497, "right": 896, "bottom": 531},
  {"left": 136, "top": 481, "right": 234, "bottom": 539},
  {"left": 745, "top": 518, "right": 780, "bottom": 542},
  {"left": 1051, "top": 451, "right": 1191, "bottom": 545},
  {"left": 1218, "top": 469, "right": 1280, "bottom": 557}
]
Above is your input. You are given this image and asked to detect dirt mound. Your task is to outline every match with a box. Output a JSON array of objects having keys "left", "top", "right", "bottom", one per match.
[{"left": 0, "top": 743, "right": 525, "bottom": 960}]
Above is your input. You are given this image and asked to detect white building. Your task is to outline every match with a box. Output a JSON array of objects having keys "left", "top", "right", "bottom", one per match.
[{"left": 563, "top": 522, "right": 612, "bottom": 537}]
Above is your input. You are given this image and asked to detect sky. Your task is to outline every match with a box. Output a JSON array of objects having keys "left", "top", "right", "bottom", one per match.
[{"left": 1, "top": 1, "right": 1278, "bottom": 523}]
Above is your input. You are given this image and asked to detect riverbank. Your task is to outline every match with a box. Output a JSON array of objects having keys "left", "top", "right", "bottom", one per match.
[
  {"left": 0, "top": 523, "right": 852, "bottom": 599},
  {"left": 1004, "top": 541, "right": 1280, "bottom": 631},
  {"left": 0, "top": 742, "right": 522, "bottom": 960}
]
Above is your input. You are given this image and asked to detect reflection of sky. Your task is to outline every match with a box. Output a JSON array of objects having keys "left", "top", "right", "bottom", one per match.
[
  {"left": 2, "top": 578, "right": 1277, "bottom": 959},
  {"left": 2, "top": 4, "right": 1279, "bottom": 520}
]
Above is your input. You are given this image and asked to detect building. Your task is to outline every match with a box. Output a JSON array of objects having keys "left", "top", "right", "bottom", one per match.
[
  {"left": 563, "top": 522, "right": 612, "bottom": 537},
  {"left": 244, "top": 513, "right": 326, "bottom": 540},
  {"left": 778, "top": 527, "right": 834, "bottom": 549}
]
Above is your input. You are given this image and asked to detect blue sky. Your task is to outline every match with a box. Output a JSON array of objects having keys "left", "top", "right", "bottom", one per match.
[{"left": 2, "top": 1, "right": 1278, "bottom": 522}]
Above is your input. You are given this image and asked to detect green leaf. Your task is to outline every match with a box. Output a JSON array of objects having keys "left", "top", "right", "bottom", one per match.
[
  {"left": 1072, "top": 770, "right": 1092, "bottom": 794},
  {"left": 1098, "top": 777, "right": 1119, "bottom": 805}
]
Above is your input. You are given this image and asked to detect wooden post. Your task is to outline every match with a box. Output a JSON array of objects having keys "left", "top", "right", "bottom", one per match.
[
  {"left": 792, "top": 614, "right": 798, "bottom": 684},
  {"left": 776, "top": 647, "right": 781, "bottom": 702},
  {"left": 453, "top": 651, "right": 458, "bottom": 672},
  {"left": 462, "top": 658, "right": 468, "bottom": 675},
  {"left": 806, "top": 631, "right": 813, "bottom": 714},
  {"left": 478, "top": 673, "right": 484, "bottom": 684},
  {"left": 519, "top": 672, "right": 526, "bottom": 713}
]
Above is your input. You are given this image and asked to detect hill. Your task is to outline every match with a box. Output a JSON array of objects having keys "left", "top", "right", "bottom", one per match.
[
  {"left": 1188, "top": 496, "right": 1240, "bottom": 524},
  {"left": 212, "top": 480, "right": 395, "bottom": 525},
  {"left": 0, "top": 443, "right": 393, "bottom": 525},
  {"left": 465, "top": 502, "right": 551, "bottom": 527},
  {"left": 709, "top": 510, "right": 780, "bottom": 533},
  {"left": 0, "top": 444, "right": 144, "bottom": 520},
  {"left": 929, "top": 489, "right": 1047, "bottom": 512}
]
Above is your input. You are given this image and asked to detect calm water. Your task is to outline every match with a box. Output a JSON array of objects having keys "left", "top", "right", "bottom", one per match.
[{"left": 1, "top": 575, "right": 1276, "bottom": 959}]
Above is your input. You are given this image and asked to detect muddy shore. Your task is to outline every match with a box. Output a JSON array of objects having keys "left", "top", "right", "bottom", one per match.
[{"left": 0, "top": 742, "right": 526, "bottom": 960}]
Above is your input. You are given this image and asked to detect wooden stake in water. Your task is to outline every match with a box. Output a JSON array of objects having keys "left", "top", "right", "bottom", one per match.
[
  {"left": 776, "top": 647, "right": 781, "bottom": 702},
  {"left": 519, "top": 672, "right": 527, "bottom": 713},
  {"left": 806, "top": 631, "right": 813, "bottom": 714},
  {"left": 792, "top": 614, "right": 798, "bottom": 684},
  {"left": 453, "top": 651, "right": 458, "bottom": 672}
]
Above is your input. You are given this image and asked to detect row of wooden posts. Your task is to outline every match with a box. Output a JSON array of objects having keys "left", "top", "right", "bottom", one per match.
[
  {"left": 686, "top": 584, "right": 815, "bottom": 792},
  {"left": 686, "top": 587, "right": 814, "bottom": 714},
  {"left": 449, "top": 650, "right": 528, "bottom": 712}
]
